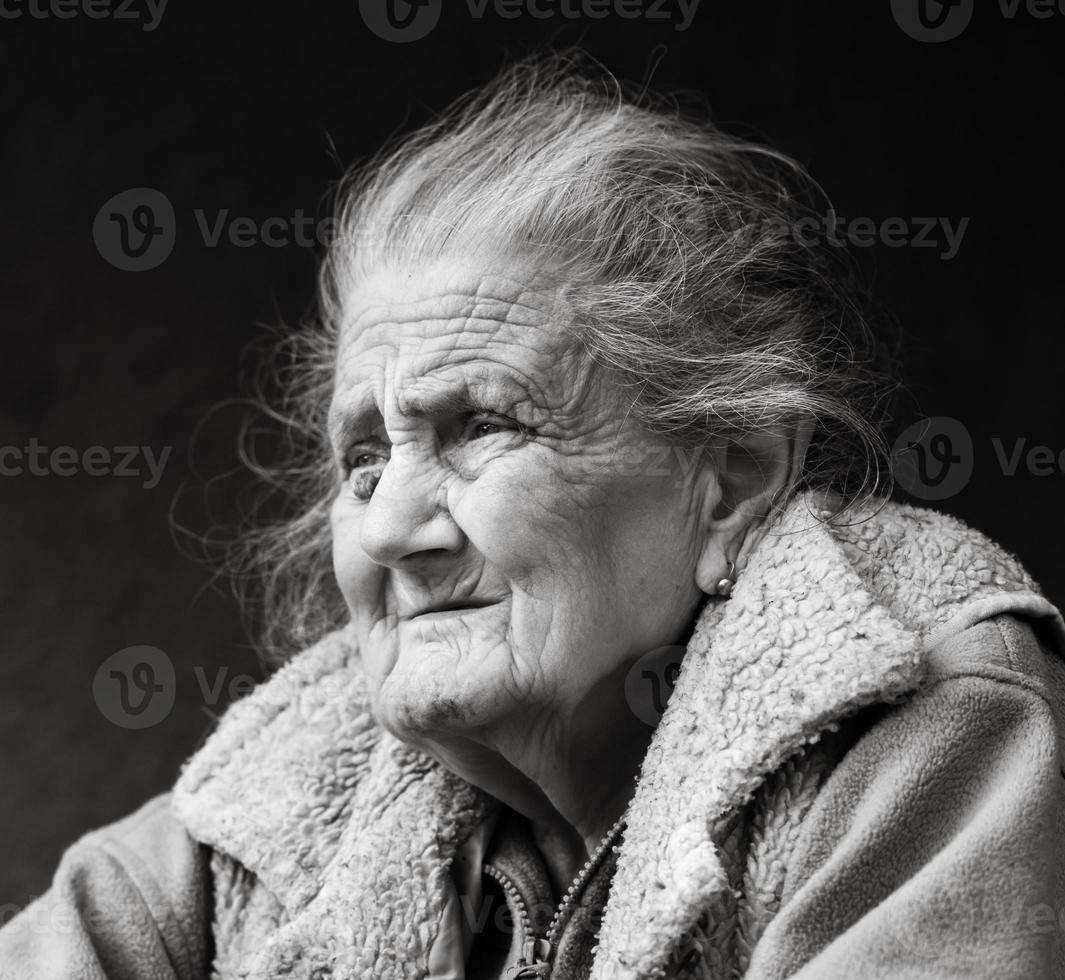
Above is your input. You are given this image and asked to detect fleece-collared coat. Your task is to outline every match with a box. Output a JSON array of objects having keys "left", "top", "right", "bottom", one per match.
[{"left": 3, "top": 492, "right": 1065, "bottom": 979}]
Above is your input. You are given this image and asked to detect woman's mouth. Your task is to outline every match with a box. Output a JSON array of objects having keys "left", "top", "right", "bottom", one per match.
[{"left": 405, "top": 598, "right": 502, "bottom": 620}]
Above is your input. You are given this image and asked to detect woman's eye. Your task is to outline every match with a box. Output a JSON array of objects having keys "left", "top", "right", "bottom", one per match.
[
  {"left": 345, "top": 447, "right": 388, "bottom": 471},
  {"left": 464, "top": 414, "right": 523, "bottom": 441},
  {"left": 470, "top": 421, "right": 503, "bottom": 439}
]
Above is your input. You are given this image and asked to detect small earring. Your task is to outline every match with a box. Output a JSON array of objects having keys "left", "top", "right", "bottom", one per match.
[{"left": 716, "top": 560, "right": 736, "bottom": 598}]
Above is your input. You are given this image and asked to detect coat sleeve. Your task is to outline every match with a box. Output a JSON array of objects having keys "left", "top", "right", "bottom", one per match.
[
  {"left": 746, "top": 614, "right": 1065, "bottom": 980},
  {"left": 0, "top": 793, "right": 211, "bottom": 980}
]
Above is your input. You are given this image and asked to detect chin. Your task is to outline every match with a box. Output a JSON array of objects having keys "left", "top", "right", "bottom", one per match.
[{"left": 370, "top": 666, "right": 491, "bottom": 746}]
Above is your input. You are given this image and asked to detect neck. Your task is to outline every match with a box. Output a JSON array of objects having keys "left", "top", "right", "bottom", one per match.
[
  {"left": 523, "top": 754, "right": 638, "bottom": 893},
  {"left": 417, "top": 663, "right": 659, "bottom": 892},
  {"left": 487, "top": 673, "right": 654, "bottom": 889}
]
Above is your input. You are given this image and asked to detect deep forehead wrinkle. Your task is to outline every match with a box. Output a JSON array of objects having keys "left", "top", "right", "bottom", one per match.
[{"left": 341, "top": 272, "right": 562, "bottom": 340}]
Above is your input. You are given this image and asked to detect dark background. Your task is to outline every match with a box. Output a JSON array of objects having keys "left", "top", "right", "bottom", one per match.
[{"left": 2, "top": 0, "right": 1063, "bottom": 909}]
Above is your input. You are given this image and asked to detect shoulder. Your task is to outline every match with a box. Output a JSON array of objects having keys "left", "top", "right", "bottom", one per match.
[
  {"left": 744, "top": 613, "right": 1065, "bottom": 979},
  {"left": 788, "top": 613, "right": 1065, "bottom": 872},
  {"left": 60, "top": 793, "right": 210, "bottom": 924},
  {"left": 0, "top": 793, "right": 211, "bottom": 980},
  {"left": 826, "top": 497, "right": 1061, "bottom": 641},
  {"left": 70, "top": 792, "right": 199, "bottom": 864},
  {"left": 816, "top": 612, "right": 1064, "bottom": 805},
  {"left": 750, "top": 611, "right": 1065, "bottom": 908},
  {"left": 923, "top": 611, "right": 1064, "bottom": 706}
]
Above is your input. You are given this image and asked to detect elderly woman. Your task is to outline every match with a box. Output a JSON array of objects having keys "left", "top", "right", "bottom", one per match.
[{"left": 3, "top": 57, "right": 1064, "bottom": 980}]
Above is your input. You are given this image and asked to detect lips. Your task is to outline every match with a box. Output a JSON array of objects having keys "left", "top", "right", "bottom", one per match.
[{"left": 404, "top": 598, "right": 501, "bottom": 620}]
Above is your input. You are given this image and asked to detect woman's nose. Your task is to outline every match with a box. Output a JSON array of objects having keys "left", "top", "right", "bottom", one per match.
[{"left": 358, "top": 455, "right": 465, "bottom": 568}]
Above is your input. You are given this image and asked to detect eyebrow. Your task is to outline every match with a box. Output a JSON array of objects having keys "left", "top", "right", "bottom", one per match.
[
  {"left": 328, "top": 370, "right": 533, "bottom": 449},
  {"left": 396, "top": 372, "right": 528, "bottom": 417}
]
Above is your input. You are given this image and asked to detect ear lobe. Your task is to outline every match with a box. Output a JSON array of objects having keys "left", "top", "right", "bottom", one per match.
[
  {"left": 694, "top": 537, "right": 732, "bottom": 594},
  {"left": 694, "top": 497, "right": 752, "bottom": 594},
  {"left": 694, "top": 420, "right": 813, "bottom": 594}
]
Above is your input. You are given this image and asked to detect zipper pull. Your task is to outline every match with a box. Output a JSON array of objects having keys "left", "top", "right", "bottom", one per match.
[{"left": 503, "top": 937, "right": 552, "bottom": 978}]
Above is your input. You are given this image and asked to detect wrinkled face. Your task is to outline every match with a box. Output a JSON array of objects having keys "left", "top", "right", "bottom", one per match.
[{"left": 329, "top": 260, "right": 710, "bottom": 752}]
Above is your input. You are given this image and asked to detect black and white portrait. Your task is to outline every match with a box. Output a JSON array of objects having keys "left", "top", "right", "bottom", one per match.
[{"left": 2, "top": 3, "right": 1064, "bottom": 978}]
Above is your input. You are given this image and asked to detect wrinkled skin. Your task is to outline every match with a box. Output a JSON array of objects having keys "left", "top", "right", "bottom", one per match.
[{"left": 329, "top": 259, "right": 758, "bottom": 882}]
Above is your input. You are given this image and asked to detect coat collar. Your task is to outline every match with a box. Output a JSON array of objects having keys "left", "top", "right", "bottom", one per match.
[{"left": 172, "top": 492, "right": 1064, "bottom": 979}]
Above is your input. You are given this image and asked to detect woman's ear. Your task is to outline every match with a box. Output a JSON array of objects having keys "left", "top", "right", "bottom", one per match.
[{"left": 694, "top": 420, "right": 813, "bottom": 594}]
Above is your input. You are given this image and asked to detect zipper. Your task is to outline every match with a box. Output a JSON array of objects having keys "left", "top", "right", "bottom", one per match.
[{"left": 486, "top": 816, "right": 626, "bottom": 980}]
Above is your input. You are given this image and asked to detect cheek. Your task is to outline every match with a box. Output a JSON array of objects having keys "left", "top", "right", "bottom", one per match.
[
  {"left": 449, "top": 462, "right": 621, "bottom": 684},
  {"left": 462, "top": 453, "right": 701, "bottom": 638},
  {"left": 332, "top": 501, "right": 402, "bottom": 695},
  {"left": 331, "top": 497, "right": 380, "bottom": 617},
  {"left": 450, "top": 459, "right": 604, "bottom": 586}
]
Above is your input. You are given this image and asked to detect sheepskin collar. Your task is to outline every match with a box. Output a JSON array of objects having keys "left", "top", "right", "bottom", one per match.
[{"left": 172, "top": 492, "right": 1064, "bottom": 980}]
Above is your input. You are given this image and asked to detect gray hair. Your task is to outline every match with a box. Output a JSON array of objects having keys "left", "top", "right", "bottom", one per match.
[{"left": 236, "top": 53, "right": 901, "bottom": 663}]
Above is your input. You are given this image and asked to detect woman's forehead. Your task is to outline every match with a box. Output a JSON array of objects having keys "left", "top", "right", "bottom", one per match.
[
  {"left": 334, "top": 261, "right": 579, "bottom": 388},
  {"left": 338, "top": 261, "right": 561, "bottom": 340},
  {"left": 329, "top": 260, "right": 598, "bottom": 432}
]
